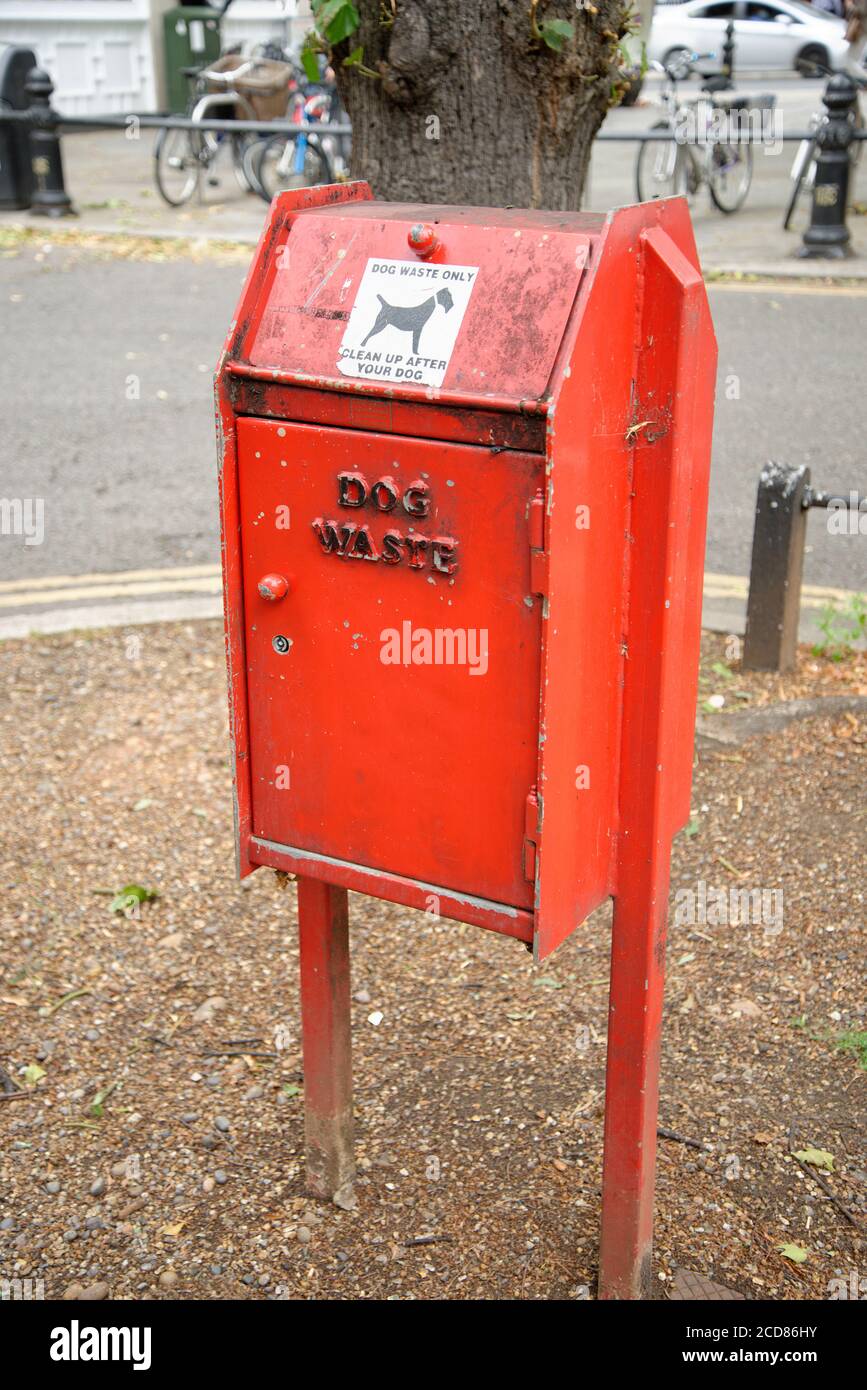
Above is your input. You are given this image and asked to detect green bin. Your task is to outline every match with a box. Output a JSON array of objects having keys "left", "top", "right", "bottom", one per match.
[{"left": 163, "top": 6, "right": 223, "bottom": 113}]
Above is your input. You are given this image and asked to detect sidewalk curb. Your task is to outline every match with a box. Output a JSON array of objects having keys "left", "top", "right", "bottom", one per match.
[
  {"left": 2, "top": 216, "right": 866, "bottom": 284},
  {"left": 696, "top": 695, "right": 867, "bottom": 748}
]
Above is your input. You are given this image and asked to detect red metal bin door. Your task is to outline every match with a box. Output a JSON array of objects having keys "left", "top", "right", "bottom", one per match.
[{"left": 237, "top": 419, "right": 542, "bottom": 912}]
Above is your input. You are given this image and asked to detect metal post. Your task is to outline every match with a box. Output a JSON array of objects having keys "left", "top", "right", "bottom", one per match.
[
  {"left": 799, "top": 73, "right": 856, "bottom": 260},
  {"left": 297, "top": 877, "right": 355, "bottom": 1207},
  {"left": 26, "top": 67, "right": 75, "bottom": 218},
  {"left": 743, "top": 462, "right": 810, "bottom": 673},
  {"left": 599, "top": 858, "right": 671, "bottom": 1298},
  {"left": 721, "top": 18, "right": 736, "bottom": 89}
]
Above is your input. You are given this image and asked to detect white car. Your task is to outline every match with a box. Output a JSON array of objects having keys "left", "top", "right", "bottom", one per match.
[{"left": 648, "top": 0, "right": 850, "bottom": 77}]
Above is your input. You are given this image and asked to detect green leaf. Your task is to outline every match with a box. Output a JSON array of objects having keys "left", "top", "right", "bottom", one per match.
[
  {"left": 110, "top": 883, "right": 158, "bottom": 914},
  {"left": 534, "top": 975, "right": 564, "bottom": 990},
  {"left": 711, "top": 661, "right": 734, "bottom": 680},
  {"left": 342, "top": 45, "right": 364, "bottom": 68},
  {"left": 540, "top": 18, "right": 574, "bottom": 51},
  {"left": 319, "top": 0, "right": 360, "bottom": 46},
  {"left": 777, "top": 1242, "right": 808, "bottom": 1264},
  {"left": 794, "top": 1147, "right": 835, "bottom": 1173},
  {"left": 301, "top": 44, "right": 322, "bottom": 84},
  {"left": 684, "top": 814, "right": 701, "bottom": 838},
  {"left": 283, "top": 1083, "right": 302, "bottom": 1099},
  {"left": 22, "top": 1063, "right": 46, "bottom": 1086}
]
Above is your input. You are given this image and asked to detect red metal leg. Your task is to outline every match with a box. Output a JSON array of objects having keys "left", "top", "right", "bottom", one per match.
[
  {"left": 597, "top": 228, "right": 714, "bottom": 1298},
  {"left": 598, "top": 847, "right": 671, "bottom": 1299},
  {"left": 297, "top": 876, "right": 355, "bottom": 1204}
]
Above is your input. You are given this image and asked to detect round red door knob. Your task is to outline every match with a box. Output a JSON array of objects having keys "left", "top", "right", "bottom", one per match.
[
  {"left": 407, "top": 222, "right": 439, "bottom": 258},
  {"left": 258, "top": 573, "right": 290, "bottom": 601}
]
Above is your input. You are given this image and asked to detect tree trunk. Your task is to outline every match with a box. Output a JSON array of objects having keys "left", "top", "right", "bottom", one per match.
[{"left": 334, "top": 0, "right": 632, "bottom": 210}]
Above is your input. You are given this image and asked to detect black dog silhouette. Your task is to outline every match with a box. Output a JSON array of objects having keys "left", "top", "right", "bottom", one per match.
[{"left": 361, "top": 286, "right": 454, "bottom": 356}]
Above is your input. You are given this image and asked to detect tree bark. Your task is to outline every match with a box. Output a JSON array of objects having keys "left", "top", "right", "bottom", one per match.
[{"left": 334, "top": 0, "right": 632, "bottom": 210}]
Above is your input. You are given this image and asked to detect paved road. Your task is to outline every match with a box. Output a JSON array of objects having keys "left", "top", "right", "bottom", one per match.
[{"left": 0, "top": 242, "right": 864, "bottom": 631}]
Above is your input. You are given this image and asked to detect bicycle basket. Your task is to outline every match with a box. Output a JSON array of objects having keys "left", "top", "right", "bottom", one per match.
[{"left": 205, "top": 55, "right": 292, "bottom": 121}]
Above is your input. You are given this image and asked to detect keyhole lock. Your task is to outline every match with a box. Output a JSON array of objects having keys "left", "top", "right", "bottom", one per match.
[
  {"left": 259, "top": 573, "right": 290, "bottom": 601},
  {"left": 272, "top": 634, "right": 292, "bottom": 655}
]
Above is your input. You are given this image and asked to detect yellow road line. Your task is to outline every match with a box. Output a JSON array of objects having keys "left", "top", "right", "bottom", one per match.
[
  {"left": 707, "top": 280, "right": 867, "bottom": 297},
  {"left": 0, "top": 566, "right": 857, "bottom": 614},
  {"left": 704, "top": 571, "right": 858, "bottom": 606},
  {"left": 0, "top": 576, "right": 222, "bottom": 610},
  {"left": 0, "top": 563, "right": 221, "bottom": 595}
]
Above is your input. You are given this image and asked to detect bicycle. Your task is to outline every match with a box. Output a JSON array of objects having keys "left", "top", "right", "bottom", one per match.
[
  {"left": 783, "top": 70, "right": 864, "bottom": 231},
  {"left": 154, "top": 54, "right": 293, "bottom": 207},
  {"left": 636, "top": 54, "right": 775, "bottom": 214},
  {"left": 242, "top": 88, "right": 336, "bottom": 203}
]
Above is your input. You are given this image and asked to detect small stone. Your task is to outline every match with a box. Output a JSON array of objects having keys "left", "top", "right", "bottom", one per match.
[
  {"left": 296, "top": 1226, "right": 312, "bottom": 1244},
  {"left": 214, "top": 1116, "right": 230, "bottom": 1133},
  {"left": 84, "top": 1029, "right": 99, "bottom": 1042},
  {"left": 158, "top": 1269, "right": 178, "bottom": 1289},
  {"left": 157, "top": 932, "right": 184, "bottom": 949},
  {"left": 258, "top": 1274, "right": 269, "bottom": 1287},
  {"left": 181, "top": 1112, "right": 197, "bottom": 1125},
  {"left": 110, "top": 1160, "right": 128, "bottom": 1179},
  {"left": 243, "top": 1085, "right": 263, "bottom": 1101},
  {"left": 45, "top": 1180, "right": 61, "bottom": 1194},
  {"left": 202, "top": 1177, "right": 215, "bottom": 1194},
  {"left": 354, "top": 989, "right": 371, "bottom": 1004},
  {"left": 85, "top": 1218, "right": 104, "bottom": 1232},
  {"left": 89, "top": 1177, "right": 106, "bottom": 1197},
  {"left": 79, "top": 1282, "right": 109, "bottom": 1301},
  {"left": 210, "top": 1264, "right": 222, "bottom": 1276},
  {"left": 62, "top": 1283, "right": 84, "bottom": 1301},
  {"left": 192, "top": 996, "right": 226, "bottom": 1025},
  {"left": 0, "top": 1217, "right": 15, "bottom": 1231},
  {"left": 214, "top": 1170, "right": 228, "bottom": 1185},
  {"left": 201, "top": 1136, "right": 219, "bottom": 1152},
  {"left": 63, "top": 1229, "right": 78, "bottom": 1242}
]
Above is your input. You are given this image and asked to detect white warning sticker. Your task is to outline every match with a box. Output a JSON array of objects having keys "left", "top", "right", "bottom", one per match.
[{"left": 337, "top": 258, "right": 479, "bottom": 389}]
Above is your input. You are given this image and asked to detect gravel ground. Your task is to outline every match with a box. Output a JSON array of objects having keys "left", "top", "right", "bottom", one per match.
[{"left": 0, "top": 624, "right": 863, "bottom": 1301}]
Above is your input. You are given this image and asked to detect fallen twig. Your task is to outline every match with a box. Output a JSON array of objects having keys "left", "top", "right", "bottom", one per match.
[
  {"left": 658, "top": 1126, "right": 706, "bottom": 1150},
  {"left": 0, "top": 1090, "right": 33, "bottom": 1103},
  {"left": 403, "top": 1234, "right": 454, "bottom": 1248},
  {"left": 790, "top": 1150, "right": 862, "bottom": 1228},
  {"left": 42, "top": 987, "right": 92, "bottom": 1017},
  {"left": 201, "top": 1050, "right": 277, "bottom": 1059}
]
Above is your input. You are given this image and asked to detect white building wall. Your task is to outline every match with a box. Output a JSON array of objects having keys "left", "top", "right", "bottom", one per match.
[{"left": 0, "top": 0, "right": 310, "bottom": 114}]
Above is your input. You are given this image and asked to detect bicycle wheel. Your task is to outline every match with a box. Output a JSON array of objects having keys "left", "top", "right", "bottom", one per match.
[
  {"left": 783, "top": 136, "right": 816, "bottom": 231},
  {"left": 154, "top": 126, "right": 200, "bottom": 206},
  {"left": 635, "top": 121, "right": 686, "bottom": 202},
  {"left": 241, "top": 136, "right": 269, "bottom": 199},
  {"left": 255, "top": 134, "right": 333, "bottom": 202},
  {"left": 708, "top": 140, "right": 752, "bottom": 214},
  {"left": 231, "top": 132, "right": 260, "bottom": 193}
]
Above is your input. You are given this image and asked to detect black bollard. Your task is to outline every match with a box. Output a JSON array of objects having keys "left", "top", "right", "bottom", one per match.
[
  {"left": 743, "top": 463, "right": 810, "bottom": 673},
  {"left": 721, "top": 18, "right": 736, "bottom": 90},
  {"left": 26, "top": 66, "right": 75, "bottom": 219},
  {"left": 799, "top": 72, "right": 856, "bottom": 260}
]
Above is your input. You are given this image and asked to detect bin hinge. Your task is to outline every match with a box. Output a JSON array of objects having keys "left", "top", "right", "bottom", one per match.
[
  {"left": 529, "top": 490, "right": 549, "bottom": 598},
  {"left": 523, "top": 785, "right": 540, "bottom": 883}
]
